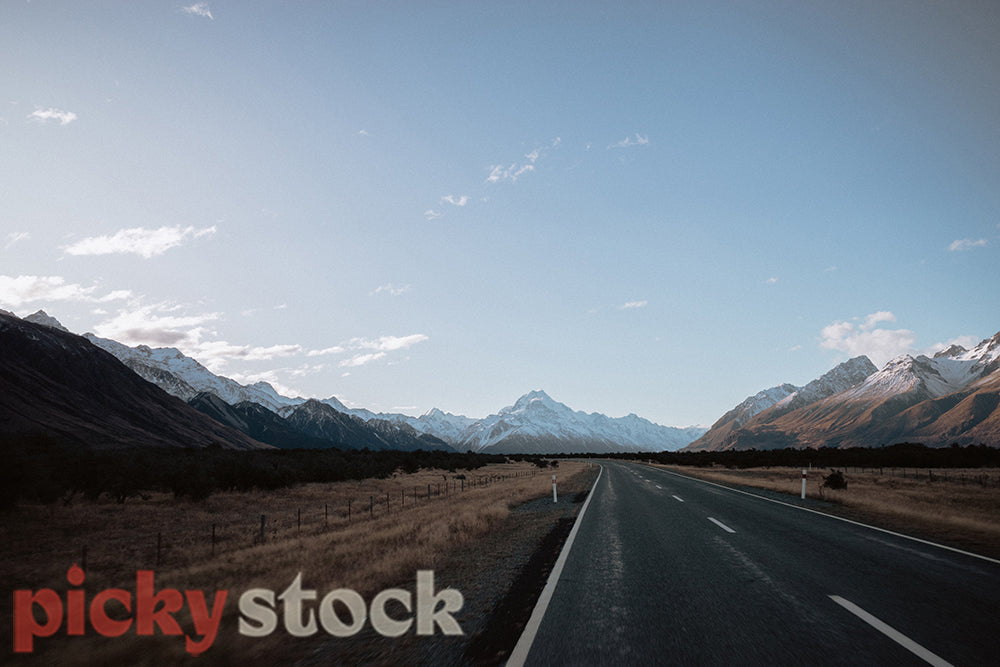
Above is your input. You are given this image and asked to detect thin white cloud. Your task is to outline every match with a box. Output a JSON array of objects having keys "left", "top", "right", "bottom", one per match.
[
  {"left": 92, "top": 305, "right": 220, "bottom": 348},
  {"left": 486, "top": 163, "right": 534, "bottom": 183},
  {"left": 4, "top": 232, "right": 29, "bottom": 250},
  {"left": 307, "top": 345, "right": 347, "bottom": 357},
  {"left": 819, "top": 311, "right": 916, "bottom": 368},
  {"left": 0, "top": 275, "right": 131, "bottom": 308},
  {"left": 765, "top": 277, "right": 779, "bottom": 285},
  {"left": 63, "top": 225, "right": 216, "bottom": 259},
  {"left": 351, "top": 334, "right": 429, "bottom": 352},
  {"left": 486, "top": 138, "right": 561, "bottom": 184},
  {"left": 619, "top": 300, "right": 648, "bottom": 310},
  {"left": 181, "top": 3, "right": 214, "bottom": 19},
  {"left": 424, "top": 209, "right": 442, "bottom": 221},
  {"left": 609, "top": 134, "right": 650, "bottom": 149},
  {"left": 371, "top": 283, "right": 412, "bottom": 297},
  {"left": 340, "top": 352, "right": 387, "bottom": 368},
  {"left": 948, "top": 238, "right": 988, "bottom": 252},
  {"left": 28, "top": 108, "right": 77, "bottom": 126},
  {"left": 441, "top": 195, "right": 469, "bottom": 207}
]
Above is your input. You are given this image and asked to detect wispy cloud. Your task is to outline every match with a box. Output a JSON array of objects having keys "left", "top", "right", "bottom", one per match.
[
  {"left": 619, "top": 300, "right": 648, "bottom": 310},
  {"left": 440, "top": 195, "right": 469, "bottom": 207},
  {"left": 63, "top": 225, "right": 216, "bottom": 259},
  {"left": 609, "top": 134, "right": 650, "bottom": 149},
  {"left": 0, "top": 275, "right": 131, "bottom": 308},
  {"left": 92, "top": 304, "right": 220, "bottom": 348},
  {"left": 765, "top": 276, "right": 779, "bottom": 285},
  {"left": 371, "top": 283, "right": 412, "bottom": 297},
  {"left": 4, "top": 232, "right": 29, "bottom": 250},
  {"left": 28, "top": 108, "right": 77, "bottom": 126},
  {"left": 424, "top": 209, "right": 442, "bottom": 221},
  {"left": 340, "top": 352, "right": 387, "bottom": 368},
  {"left": 351, "top": 334, "right": 429, "bottom": 352},
  {"left": 486, "top": 163, "right": 534, "bottom": 183},
  {"left": 948, "top": 238, "right": 988, "bottom": 252},
  {"left": 181, "top": 3, "right": 214, "bottom": 20},
  {"left": 486, "top": 137, "right": 561, "bottom": 184},
  {"left": 819, "top": 311, "right": 916, "bottom": 368}
]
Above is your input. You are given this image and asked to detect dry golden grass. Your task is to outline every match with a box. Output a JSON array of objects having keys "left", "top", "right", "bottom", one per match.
[
  {"left": 1, "top": 460, "right": 588, "bottom": 665},
  {"left": 653, "top": 464, "right": 1000, "bottom": 559}
]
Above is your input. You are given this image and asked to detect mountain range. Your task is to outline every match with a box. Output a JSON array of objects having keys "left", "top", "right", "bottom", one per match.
[
  {"left": 5, "top": 309, "right": 998, "bottom": 453},
  {"left": 0, "top": 310, "right": 263, "bottom": 450},
  {"left": 4, "top": 310, "right": 706, "bottom": 453},
  {"left": 686, "top": 332, "right": 1000, "bottom": 451}
]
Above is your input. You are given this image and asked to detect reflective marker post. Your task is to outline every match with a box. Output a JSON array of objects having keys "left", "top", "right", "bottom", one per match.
[
  {"left": 553, "top": 474, "right": 557, "bottom": 503},
  {"left": 801, "top": 469, "right": 807, "bottom": 499}
]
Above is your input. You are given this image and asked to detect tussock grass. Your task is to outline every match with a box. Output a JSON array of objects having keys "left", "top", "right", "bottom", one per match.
[
  {"left": 655, "top": 464, "right": 1000, "bottom": 558},
  {"left": 1, "top": 460, "right": 587, "bottom": 665}
]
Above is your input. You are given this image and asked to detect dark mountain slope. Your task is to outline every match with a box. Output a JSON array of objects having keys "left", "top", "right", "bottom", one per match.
[{"left": 0, "top": 312, "right": 266, "bottom": 450}]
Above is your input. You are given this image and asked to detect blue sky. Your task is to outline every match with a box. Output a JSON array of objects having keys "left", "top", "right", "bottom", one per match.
[{"left": 2, "top": 1, "right": 998, "bottom": 426}]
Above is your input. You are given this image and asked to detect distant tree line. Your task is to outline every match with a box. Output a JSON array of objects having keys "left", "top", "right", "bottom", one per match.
[
  {"left": 549, "top": 442, "right": 1000, "bottom": 470},
  {"left": 0, "top": 436, "right": 506, "bottom": 509}
]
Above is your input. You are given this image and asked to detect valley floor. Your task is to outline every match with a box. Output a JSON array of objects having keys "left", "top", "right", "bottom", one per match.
[{"left": 1, "top": 460, "right": 597, "bottom": 666}]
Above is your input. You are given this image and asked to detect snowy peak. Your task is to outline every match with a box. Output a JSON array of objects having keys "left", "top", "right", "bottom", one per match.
[
  {"left": 24, "top": 310, "right": 69, "bottom": 332},
  {"left": 457, "top": 390, "right": 706, "bottom": 454},
  {"left": 774, "top": 356, "right": 877, "bottom": 412}
]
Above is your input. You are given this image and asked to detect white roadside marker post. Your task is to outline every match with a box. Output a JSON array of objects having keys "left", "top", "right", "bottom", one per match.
[
  {"left": 553, "top": 474, "right": 558, "bottom": 503},
  {"left": 801, "top": 469, "right": 807, "bottom": 499}
]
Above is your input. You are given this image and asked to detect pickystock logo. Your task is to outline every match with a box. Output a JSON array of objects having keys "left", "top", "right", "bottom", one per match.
[{"left": 13, "top": 565, "right": 464, "bottom": 655}]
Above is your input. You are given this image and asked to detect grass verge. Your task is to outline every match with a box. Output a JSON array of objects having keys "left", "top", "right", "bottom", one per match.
[
  {"left": 2, "top": 460, "right": 596, "bottom": 665},
  {"left": 651, "top": 464, "right": 1000, "bottom": 560}
]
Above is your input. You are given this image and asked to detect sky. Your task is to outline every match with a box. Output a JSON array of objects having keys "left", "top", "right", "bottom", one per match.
[{"left": 2, "top": 1, "right": 999, "bottom": 427}]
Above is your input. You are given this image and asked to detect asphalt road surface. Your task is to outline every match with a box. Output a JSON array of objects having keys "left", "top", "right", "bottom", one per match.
[{"left": 513, "top": 461, "right": 1000, "bottom": 666}]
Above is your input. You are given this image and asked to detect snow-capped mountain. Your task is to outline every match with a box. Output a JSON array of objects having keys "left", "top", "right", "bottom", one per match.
[
  {"left": 81, "top": 331, "right": 305, "bottom": 412},
  {"left": 688, "top": 332, "right": 1000, "bottom": 451},
  {"left": 0, "top": 312, "right": 266, "bottom": 450},
  {"left": 684, "top": 383, "right": 799, "bottom": 452},
  {"left": 451, "top": 390, "right": 706, "bottom": 454}
]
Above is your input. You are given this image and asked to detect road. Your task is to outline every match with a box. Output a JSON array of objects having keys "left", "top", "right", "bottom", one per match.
[{"left": 513, "top": 461, "right": 1000, "bottom": 666}]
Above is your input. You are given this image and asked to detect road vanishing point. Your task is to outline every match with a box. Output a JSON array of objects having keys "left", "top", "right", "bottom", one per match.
[{"left": 509, "top": 461, "right": 1000, "bottom": 666}]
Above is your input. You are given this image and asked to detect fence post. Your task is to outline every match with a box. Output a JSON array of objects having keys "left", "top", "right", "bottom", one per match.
[
  {"left": 260, "top": 514, "right": 266, "bottom": 544},
  {"left": 157, "top": 532, "right": 162, "bottom": 566},
  {"left": 370, "top": 495, "right": 374, "bottom": 519},
  {"left": 212, "top": 524, "right": 216, "bottom": 557},
  {"left": 348, "top": 500, "right": 352, "bottom": 522},
  {"left": 298, "top": 508, "right": 302, "bottom": 536},
  {"left": 325, "top": 504, "right": 328, "bottom": 528},
  {"left": 427, "top": 484, "right": 431, "bottom": 500}
]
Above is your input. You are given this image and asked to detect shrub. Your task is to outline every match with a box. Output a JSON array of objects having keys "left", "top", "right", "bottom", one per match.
[{"left": 823, "top": 469, "right": 848, "bottom": 490}]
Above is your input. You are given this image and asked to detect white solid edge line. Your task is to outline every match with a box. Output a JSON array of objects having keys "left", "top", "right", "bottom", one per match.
[
  {"left": 672, "top": 495, "right": 684, "bottom": 502},
  {"left": 506, "top": 464, "right": 604, "bottom": 667},
  {"left": 708, "top": 516, "right": 736, "bottom": 533},
  {"left": 829, "top": 595, "right": 954, "bottom": 667},
  {"left": 652, "top": 466, "right": 1000, "bottom": 566}
]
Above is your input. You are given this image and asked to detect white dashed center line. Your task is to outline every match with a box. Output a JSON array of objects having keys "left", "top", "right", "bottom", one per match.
[{"left": 708, "top": 517, "right": 735, "bottom": 533}]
